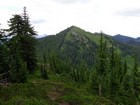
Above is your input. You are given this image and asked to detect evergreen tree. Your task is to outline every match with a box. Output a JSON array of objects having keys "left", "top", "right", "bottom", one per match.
[
  {"left": 20, "top": 35, "right": 37, "bottom": 74},
  {"left": 8, "top": 7, "right": 37, "bottom": 74},
  {"left": 0, "top": 44, "right": 10, "bottom": 74},
  {"left": 109, "top": 55, "right": 117, "bottom": 96},
  {"left": 8, "top": 15, "right": 24, "bottom": 36},
  {"left": 21, "top": 7, "right": 37, "bottom": 74},
  {"left": 41, "top": 51, "right": 49, "bottom": 80},
  {"left": 49, "top": 53, "right": 57, "bottom": 73},
  {"left": 108, "top": 42, "right": 126, "bottom": 98},
  {"left": 132, "top": 54, "right": 140, "bottom": 99},
  {"left": 115, "top": 60, "right": 135, "bottom": 105},
  {"left": 49, "top": 52, "right": 61, "bottom": 74},
  {"left": 95, "top": 32, "right": 109, "bottom": 96},
  {"left": 0, "top": 27, "right": 10, "bottom": 82},
  {"left": 9, "top": 36, "right": 27, "bottom": 83},
  {"left": 22, "top": 7, "right": 36, "bottom": 35},
  {"left": 121, "top": 60, "right": 127, "bottom": 83},
  {"left": 91, "top": 67, "right": 99, "bottom": 94}
]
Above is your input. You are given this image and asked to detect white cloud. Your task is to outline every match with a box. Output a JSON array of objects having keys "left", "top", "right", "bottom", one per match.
[
  {"left": 32, "top": 19, "right": 47, "bottom": 24},
  {"left": 0, "top": 0, "right": 140, "bottom": 37},
  {"left": 117, "top": 8, "right": 140, "bottom": 17},
  {"left": 53, "top": 0, "right": 90, "bottom": 4}
]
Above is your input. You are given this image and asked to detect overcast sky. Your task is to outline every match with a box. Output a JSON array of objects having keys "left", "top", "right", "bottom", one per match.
[{"left": 0, "top": 0, "right": 140, "bottom": 38}]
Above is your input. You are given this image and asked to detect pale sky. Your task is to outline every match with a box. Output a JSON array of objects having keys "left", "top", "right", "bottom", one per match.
[{"left": 0, "top": 0, "right": 140, "bottom": 38}]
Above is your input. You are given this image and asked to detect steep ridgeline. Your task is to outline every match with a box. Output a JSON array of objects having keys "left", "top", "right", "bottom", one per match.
[{"left": 37, "top": 26, "right": 134, "bottom": 68}]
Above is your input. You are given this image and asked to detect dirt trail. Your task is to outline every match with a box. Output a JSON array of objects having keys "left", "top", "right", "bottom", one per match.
[
  {"left": 47, "top": 84, "right": 70, "bottom": 105},
  {"left": 48, "top": 91, "right": 61, "bottom": 101}
]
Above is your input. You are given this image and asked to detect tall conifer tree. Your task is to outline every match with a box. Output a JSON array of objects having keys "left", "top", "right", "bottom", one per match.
[
  {"left": 132, "top": 54, "right": 140, "bottom": 98},
  {"left": 95, "top": 32, "right": 108, "bottom": 96},
  {"left": 8, "top": 7, "right": 37, "bottom": 74}
]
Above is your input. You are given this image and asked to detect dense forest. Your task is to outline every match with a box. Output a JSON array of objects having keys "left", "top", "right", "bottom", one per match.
[{"left": 0, "top": 7, "right": 140, "bottom": 105}]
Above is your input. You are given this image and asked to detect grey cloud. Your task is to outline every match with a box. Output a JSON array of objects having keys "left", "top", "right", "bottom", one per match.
[
  {"left": 32, "top": 19, "right": 47, "bottom": 24},
  {"left": 53, "top": 0, "right": 90, "bottom": 4},
  {"left": 117, "top": 9, "right": 140, "bottom": 17}
]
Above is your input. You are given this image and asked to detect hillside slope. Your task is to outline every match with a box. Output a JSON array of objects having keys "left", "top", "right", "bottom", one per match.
[
  {"left": 0, "top": 70, "right": 116, "bottom": 105},
  {"left": 37, "top": 26, "right": 134, "bottom": 67}
]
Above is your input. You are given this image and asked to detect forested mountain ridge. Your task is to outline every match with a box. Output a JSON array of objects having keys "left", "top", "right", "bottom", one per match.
[
  {"left": 37, "top": 26, "right": 134, "bottom": 67},
  {"left": 36, "top": 26, "right": 140, "bottom": 104}
]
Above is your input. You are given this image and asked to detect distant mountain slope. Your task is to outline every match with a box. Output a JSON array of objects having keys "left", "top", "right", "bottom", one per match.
[
  {"left": 113, "top": 34, "right": 140, "bottom": 45},
  {"left": 37, "top": 26, "right": 98, "bottom": 67},
  {"left": 113, "top": 34, "right": 140, "bottom": 61},
  {"left": 36, "top": 26, "right": 135, "bottom": 67},
  {"left": 113, "top": 34, "right": 135, "bottom": 43},
  {"left": 136, "top": 37, "right": 140, "bottom": 42}
]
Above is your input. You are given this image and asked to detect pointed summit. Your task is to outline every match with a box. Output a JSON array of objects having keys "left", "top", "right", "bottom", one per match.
[
  {"left": 68, "top": 26, "right": 85, "bottom": 33},
  {"left": 55, "top": 25, "right": 87, "bottom": 40}
]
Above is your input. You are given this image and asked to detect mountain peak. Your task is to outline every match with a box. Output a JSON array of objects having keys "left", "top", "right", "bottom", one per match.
[
  {"left": 65, "top": 26, "right": 89, "bottom": 36},
  {"left": 70, "top": 25, "right": 77, "bottom": 28},
  {"left": 68, "top": 26, "right": 83, "bottom": 32}
]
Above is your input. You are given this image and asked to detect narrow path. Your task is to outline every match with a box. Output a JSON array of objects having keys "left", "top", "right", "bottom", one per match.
[{"left": 47, "top": 84, "right": 70, "bottom": 105}]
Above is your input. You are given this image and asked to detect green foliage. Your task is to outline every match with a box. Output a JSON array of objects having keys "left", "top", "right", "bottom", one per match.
[
  {"left": 37, "top": 26, "right": 98, "bottom": 68},
  {"left": 1, "top": 11, "right": 140, "bottom": 104},
  {"left": 49, "top": 52, "right": 90, "bottom": 83},
  {"left": 0, "top": 7, "right": 37, "bottom": 83},
  {"left": 36, "top": 26, "right": 136, "bottom": 72},
  {"left": 8, "top": 7, "right": 37, "bottom": 74},
  {"left": 6, "top": 96, "right": 48, "bottom": 105},
  {"left": 49, "top": 53, "right": 61, "bottom": 74},
  {"left": 94, "top": 32, "right": 109, "bottom": 96},
  {"left": 0, "top": 71, "right": 100, "bottom": 105},
  {"left": 132, "top": 54, "right": 140, "bottom": 98},
  {"left": 40, "top": 64, "right": 49, "bottom": 80},
  {"left": 0, "top": 28, "right": 10, "bottom": 75},
  {"left": 9, "top": 43, "right": 27, "bottom": 83},
  {"left": 8, "top": 14, "right": 24, "bottom": 36},
  {"left": 0, "top": 44, "right": 10, "bottom": 74},
  {"left": 37, "top": 30, "right": 140, "bottom": 104},
  {"left": 0, "top": 81, "right": 57, "bottom": 105},
  {"left": 20, "top": 35, "right": 37, "bottom": 74},
  {"left": 90, "top": 33, "right": 140, "bottom": 104},
  {"left": 61, "top": 94, "right": 84, "bottom": 105}
]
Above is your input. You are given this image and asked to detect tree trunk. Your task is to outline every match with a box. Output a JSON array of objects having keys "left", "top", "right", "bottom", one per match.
[{"left": 99, "top": 84, "right": 102, "bottom": 96}]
